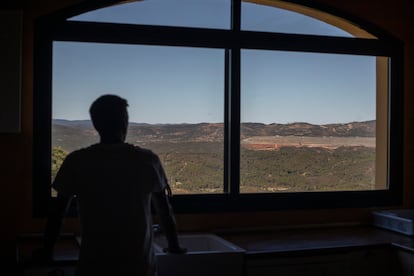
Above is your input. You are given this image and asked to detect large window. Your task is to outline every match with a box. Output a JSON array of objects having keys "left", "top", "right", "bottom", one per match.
[
  {"left": 34, "top": 0, "right": 403, "bottom": 215},
  {"left": 241, "top": 50, "right": 381, "bottom": 193},
  {"left": 52, "top": 42, "right": 225, "bottom": 195}
]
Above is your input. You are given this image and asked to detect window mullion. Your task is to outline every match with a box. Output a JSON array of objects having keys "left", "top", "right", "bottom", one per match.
[
  {"left": 231, "top": 0, "right": 241, "bottom": 31},
  {"left": 228, "top": 0, "right": 241, "bottom": 196},
  {"left": 224, "top": 49, "right": 230, "bottom": 194},
  {"left": 228, "top": 47, "right": 241, "bottom": 195}
]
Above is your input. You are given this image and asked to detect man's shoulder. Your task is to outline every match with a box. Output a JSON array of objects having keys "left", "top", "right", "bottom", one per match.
[
  {"left": 65, "top": 145, "right": 96, "bottom": 158},
  {"left": 65, "top": 143, "right": 160, "bottom": 163},
  {"left": 126, "top": 144, "right": 159, "bottom": 162}
]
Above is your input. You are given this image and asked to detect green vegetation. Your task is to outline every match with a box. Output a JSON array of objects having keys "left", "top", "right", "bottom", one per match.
[
  {"left": 154, "top": 142, "right": 375, "bottom": 194},
  {"left": 240, "top": 146, "right": 375, "bottom": 193},
  {"left": 51, "top": 121, "right": 377, "bottom": 195},
  {"left": 52, "top": 147, "right": 68, "bottom": 182},
  {"left": 142, "top": 142, "right": 375, "bottom": 194},
  {"left": 51, "top": 142, "right": 376, "bottom": 194},
  {"left": 143, "top": 142, "right": 224, "bottom": 194}
]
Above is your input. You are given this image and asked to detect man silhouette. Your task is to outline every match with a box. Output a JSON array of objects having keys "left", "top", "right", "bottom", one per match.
[{"left": 39, "top": 95, "right": 185, "bottom": 276}]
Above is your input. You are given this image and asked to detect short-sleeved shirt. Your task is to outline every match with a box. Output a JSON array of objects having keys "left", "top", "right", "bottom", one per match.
[{"left": 52, "top": 143, "right": 167, "bottom": 276}]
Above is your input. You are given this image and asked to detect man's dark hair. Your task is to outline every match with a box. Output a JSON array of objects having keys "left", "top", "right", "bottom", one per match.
[{"left": 89, "top": 95, "right": 129, "bottom": 136}]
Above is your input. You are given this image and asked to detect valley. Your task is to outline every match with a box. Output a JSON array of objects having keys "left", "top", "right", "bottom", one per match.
[{"left": 52, "top": 120, "right": 377, "bottom": 194}]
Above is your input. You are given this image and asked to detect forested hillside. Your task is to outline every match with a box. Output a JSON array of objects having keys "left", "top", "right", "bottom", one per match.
[{"left": 51, "top": 120, "right": 376, "bottom": 193}]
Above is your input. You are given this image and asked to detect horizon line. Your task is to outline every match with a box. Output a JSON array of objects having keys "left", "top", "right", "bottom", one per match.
[{"left": 52, "top": 118, "right": 376, "bottom": 126}]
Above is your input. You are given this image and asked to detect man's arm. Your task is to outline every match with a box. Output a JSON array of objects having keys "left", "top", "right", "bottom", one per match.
[
  {"left": 152, "top": 191, "right": 186, "bottom": 253},
  {"left": 33, "top": 193, "right": 72, "bottom": 261}
]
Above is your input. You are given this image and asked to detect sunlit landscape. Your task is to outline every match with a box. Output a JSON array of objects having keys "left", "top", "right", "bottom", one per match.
[{"left": 52, "top": 119, "right": 376, "bottom": 194}]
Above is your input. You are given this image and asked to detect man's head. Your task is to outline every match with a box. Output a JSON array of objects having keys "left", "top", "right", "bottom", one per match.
[{"left": 89, "top": 95, "right": 129, "bottom": 142}]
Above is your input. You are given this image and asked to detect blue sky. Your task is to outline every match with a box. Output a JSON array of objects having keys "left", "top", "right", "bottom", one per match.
[{"left": 52, "top": 0, "right": 376, "bottom": 125}]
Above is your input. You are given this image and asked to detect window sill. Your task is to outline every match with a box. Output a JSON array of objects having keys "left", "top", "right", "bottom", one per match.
[
  {"left": 16, "top": 224, "right": 414, "bottom": 266},
  {"left": 217, "top": 223, "right": 414, "bottom": 256}
]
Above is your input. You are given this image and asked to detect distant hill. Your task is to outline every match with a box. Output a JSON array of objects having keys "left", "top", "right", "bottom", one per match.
[
  {"left": 52, "top": 119, "right": 376, "bottom": 152},
  {"left": 241, "top": 120, "right": 375, "bottom": 138},
  {"left": 53, "top": 119, "right": 93, "bottom": 128}
]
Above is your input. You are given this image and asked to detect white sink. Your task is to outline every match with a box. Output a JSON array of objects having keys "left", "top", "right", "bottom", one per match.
[{"left": 153, "top": 233, "right": 245, "bottom": 276}]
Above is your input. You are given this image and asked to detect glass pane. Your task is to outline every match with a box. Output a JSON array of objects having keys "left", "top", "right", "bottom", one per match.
[
  {"left": 69, "top": 0, "right": 231, "bottom": 30},
  {"left": 241, "top": 50, "right": 385, "bottom": 193},
  {"left": 242, "top": 1, "right": 354, "bottom": 37},
  {"left": 52, "top": 42, "right": 225, "bottom": 195}
]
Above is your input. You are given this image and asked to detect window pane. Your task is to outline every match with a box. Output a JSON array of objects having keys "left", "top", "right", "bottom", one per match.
[
  {"left": 242, "top": 1, "right": 361, "bottom": 38},
  {"left": 69, "top": 0, "right": 231, "bottom": 30},
  {"left": 52, "top": 42, "right": 225, "bottom": 195},
  {"left": 241, "top": 50, "right": 386, "bottom": 193}
]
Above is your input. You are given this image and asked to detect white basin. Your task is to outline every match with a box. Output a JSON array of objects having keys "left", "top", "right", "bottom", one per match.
[{"left": 153, "top": 233, "right": 245, "bottom": 276}]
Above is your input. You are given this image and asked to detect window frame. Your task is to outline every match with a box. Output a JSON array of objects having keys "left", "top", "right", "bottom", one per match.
[{"left": 33, "top": 0, "right": 404, "bottom": 216}]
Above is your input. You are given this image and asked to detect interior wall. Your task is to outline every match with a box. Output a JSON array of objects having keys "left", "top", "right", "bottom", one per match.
[{"left": 0, "top": 0, "right": 413, "bottom": 258}]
